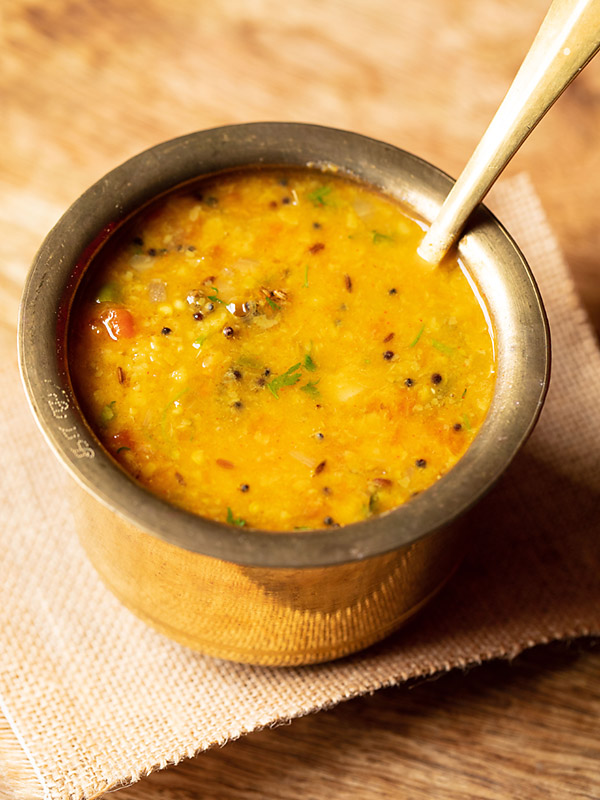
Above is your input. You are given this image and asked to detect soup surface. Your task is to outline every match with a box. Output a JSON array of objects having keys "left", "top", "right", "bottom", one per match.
[{"left": 69, "top": 169, "right": 495, "bottom": 530}]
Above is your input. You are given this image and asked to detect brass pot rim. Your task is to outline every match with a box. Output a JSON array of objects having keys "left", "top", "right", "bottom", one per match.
[{"left": 18, "top": 122, "right": 550, "bottom": 569}]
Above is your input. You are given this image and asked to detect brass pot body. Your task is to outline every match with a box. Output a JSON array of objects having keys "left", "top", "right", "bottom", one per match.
[
  {"left": 74, "top": 487, "right": 466, "bottom": 665},
  {"left": 18, "top": 123, "right": 550, "bottom": 666}
]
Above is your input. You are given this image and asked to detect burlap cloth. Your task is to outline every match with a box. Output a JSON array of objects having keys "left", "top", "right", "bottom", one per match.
[{"left": 0, "top": 174, "right": 599, "bottom": 800}]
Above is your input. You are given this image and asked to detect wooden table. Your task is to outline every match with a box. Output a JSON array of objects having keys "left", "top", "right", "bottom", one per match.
[{"left": 2, "top": 1, "right": 599, "bottom": 796}]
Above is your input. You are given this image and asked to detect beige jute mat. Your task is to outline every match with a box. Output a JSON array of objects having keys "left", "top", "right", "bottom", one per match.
[{"left": 0, "top": 174, "right": 599, "bottom": 800}]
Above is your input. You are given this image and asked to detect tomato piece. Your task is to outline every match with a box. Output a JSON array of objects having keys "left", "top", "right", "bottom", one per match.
[{"left": 99, "top": 308, "right": 135, "bottom": 340}]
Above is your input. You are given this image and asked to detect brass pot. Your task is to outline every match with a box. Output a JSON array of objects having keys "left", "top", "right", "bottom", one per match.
[{"left": 18, "top": 123, "right": 550, "bottom": 666}]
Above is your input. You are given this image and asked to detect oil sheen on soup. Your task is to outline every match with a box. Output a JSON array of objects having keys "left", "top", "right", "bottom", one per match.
[{"left": 68, "top": 169, "right": 495, "bottom": 531}]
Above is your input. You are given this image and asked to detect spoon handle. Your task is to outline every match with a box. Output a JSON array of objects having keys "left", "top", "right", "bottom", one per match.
[{"left": 418, "top": 0, "right": 600, "bottom": 264}]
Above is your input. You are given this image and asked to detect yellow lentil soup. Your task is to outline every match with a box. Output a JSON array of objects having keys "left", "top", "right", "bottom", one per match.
[{"left": 68, "top": 169, "right": 495, "bottom": 531}]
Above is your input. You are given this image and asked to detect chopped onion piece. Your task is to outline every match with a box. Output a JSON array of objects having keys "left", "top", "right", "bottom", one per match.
[
  {"left": 228, "top": 258, "right": 259, "bottom": 273},
  {"left": 336, "top": 384, "right": 364, "bottom": 402},
  {"left": 130, "top": 254, "right": 154, "bottom": 272},
  {"left": 353, "top": 197, "right": 374, "bottom": 220},
  {"left": 290, "top": 451, "right": 318, "bottom": 469},
  {"left": 253, "top": 315, "right": 280, "bottom": 329}
]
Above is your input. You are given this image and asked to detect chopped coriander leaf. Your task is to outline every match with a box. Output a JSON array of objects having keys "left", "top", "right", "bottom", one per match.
[
  {"left": 431, "top": 339, "right": 455, "bottom": 355},
  {"left": 267, "top": 363, "right": 302, "bottom": 398},
  {"left": 372, "top": 230, "right": 393, "bottom": 244},
  {"left": 207, "top": 287, "right": 225, "bottom": 304},
  {"left": 462, "top": 387, "right": 468, "bottom": 399},
  {"left": 462, "top": 414, "right": 472, "bottom": 432},
  {"left": 116, "top": 446, "right": 130, "bottom": 453},
  {"left": 304, "top": 353, "right": 317, "bottom": 372},
  {"left": 409, "top": 323, "right": 425, "bottom": 348},
  {"left": 300, "top": 379, "right": 321, "bottom": 399},
  {"left": 192, "top": 335, "right": 207, "bottom": 350},
  {"left": 226, "top": 507, "right": 247, "bottom": 527},
  {"left": 266, "top": 296, "right": 280, "bottom": 310},
  {"left": 307, "top": 185, "right": 332, "bottom": 207}
]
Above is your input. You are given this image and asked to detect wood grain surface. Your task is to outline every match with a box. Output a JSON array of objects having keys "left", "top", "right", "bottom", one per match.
[{"left": 1, "top": 0, "right": 599, "bottom": 798}]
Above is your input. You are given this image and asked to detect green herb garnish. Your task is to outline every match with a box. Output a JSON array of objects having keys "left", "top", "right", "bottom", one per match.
[
  {"left": 307, "top": 185, "right": 332, "bottom": 207},
  {"left": 368, "top": 492, "right": 379, "bottom": 514},
  {"left": 236, "top": 354, "right": 261, "bottom": 368},
  {"left": 267, "top": 363, "right": 302, "bottom": 398},
  {"left": 304, "top": 353, "right": 317, "bottom": 372},
  {"left": 116, "top": 446, "right": 130, "bottom": 454},
  {"left": 100, "top": 401, "right": 117, "bottom": 425},
  {"left": 431, "top": 339, "right": 455, "bottom": 356},
  {"left": 462, "top": 414, "right": 472, "bottom": 432},
  {"left": 207, "top": 287, "right": 225, "bottom": 304},
  {"left": 461, "top": 387, "right": 468, "bottom": 399},
  {"left": 192, "top": 335, "right": 207, "bottom": 350},
  {"left": 95, "top": 283, "right": 120, "bottom": 304},
  {"left": 409, "top": 323, "right": 425, "bottom": 348},
  {"left": 227, "top": 507, "right": 247, "bottom": 527},
  {"left": 300, "top": 379, "right": 321, "bottom": 399},
  {"left": 266, "top": 296, "right": 280, "bottom": 311},
  {"left": 303, "top": 264, "right": 309, "bottom": 288},
  {"left": 372, "top": 230, "right": 393, "bottom": 244}
]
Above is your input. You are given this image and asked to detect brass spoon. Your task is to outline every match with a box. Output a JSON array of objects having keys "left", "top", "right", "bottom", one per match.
[{"left": 418, "top": 0, "right": 600, "bottom": 264}]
